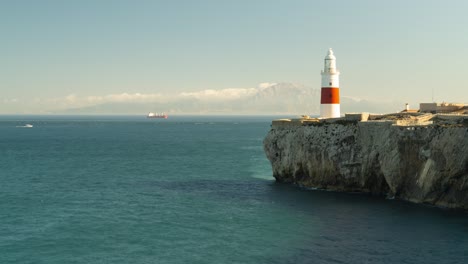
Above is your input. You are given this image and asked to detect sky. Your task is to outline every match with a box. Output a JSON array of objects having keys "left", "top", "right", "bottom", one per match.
[{"left": 1, "top": 0, "right": 467, "bottom": 114}]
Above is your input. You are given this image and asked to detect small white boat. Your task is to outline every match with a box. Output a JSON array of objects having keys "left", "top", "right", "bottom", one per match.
[{"left": 16, "top": 124, "right": 33, "bottom": 128}]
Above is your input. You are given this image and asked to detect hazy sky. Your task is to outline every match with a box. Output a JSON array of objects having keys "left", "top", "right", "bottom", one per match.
[{"left": 1, "top": 0, "right": 467, "bottom": 113}]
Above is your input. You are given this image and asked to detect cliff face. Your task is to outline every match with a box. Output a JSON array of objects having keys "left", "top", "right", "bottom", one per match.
[{"left": 264, "top": 120, "right": 468, "bottom": 209}]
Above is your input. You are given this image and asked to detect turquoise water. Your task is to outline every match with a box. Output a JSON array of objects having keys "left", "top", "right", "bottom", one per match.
[{"left": 1, "top": 115, "right": 467, "bottom": 264}]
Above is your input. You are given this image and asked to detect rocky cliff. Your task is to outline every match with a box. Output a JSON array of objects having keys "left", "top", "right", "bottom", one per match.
[{"left": 263, "top": 115, "right": 468, "bottom": 209}]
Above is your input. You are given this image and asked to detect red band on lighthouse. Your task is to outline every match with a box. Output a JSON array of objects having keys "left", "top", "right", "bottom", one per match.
[{"left": 321, "top": 87, "right": 340, "bottom": 104}]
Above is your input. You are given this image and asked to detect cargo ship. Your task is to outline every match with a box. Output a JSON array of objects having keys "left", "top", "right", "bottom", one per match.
[{"left": 147, "top": 112, "right": 168, "bottom": 119}]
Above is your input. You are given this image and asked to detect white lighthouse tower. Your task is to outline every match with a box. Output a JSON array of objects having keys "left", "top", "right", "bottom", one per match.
[{"left": 320, "top": 48, "right": 340, "bottom": 118}]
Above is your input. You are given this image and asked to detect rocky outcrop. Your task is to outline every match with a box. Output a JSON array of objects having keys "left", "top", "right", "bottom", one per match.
[{"left": 263, "top": 118, "right": 468, "bottom": 209}]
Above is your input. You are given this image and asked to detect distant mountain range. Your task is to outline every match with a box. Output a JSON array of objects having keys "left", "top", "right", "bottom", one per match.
[{"left": 59, "top": 83, "right": 401, "bottom": 115}]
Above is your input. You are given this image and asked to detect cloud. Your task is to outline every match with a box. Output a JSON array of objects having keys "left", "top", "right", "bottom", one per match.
[
  {"left": 36, "top": 92, "right": 165, "bottom": 109},
  {"left": 2, "top": 83, "right": 407, "bottom": 114},
  {"left": 257, "top": 82, "right": 277, "bottom": 90},
  {"left": 38, "top": 87, "right": 262, "bottom": 110},
  {"left": 34, "top": 83, "right": 313, "bottom": 112},
  {"left": 65, "top": 94, "right": 78, "bottom": 103},
  {"left": 86, "top": 93, "right": 164, "bottom": 104},
  {"left": 179, "top": 88, "right": 258, "bottom": 101},
  {"left": 2, "top": 98, "right": 19, "bottom": 103},
  {"left": 341, "top": 95, "right": 363, "bottom": 102}
]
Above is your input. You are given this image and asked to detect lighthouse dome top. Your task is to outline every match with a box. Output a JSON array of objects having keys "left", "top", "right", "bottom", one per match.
[{"left": 325, "top": 48, "right": 336, "bottom": 60}]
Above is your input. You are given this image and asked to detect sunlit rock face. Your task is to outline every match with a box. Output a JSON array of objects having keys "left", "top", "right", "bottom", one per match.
[{"left": 264, "top": 120, "right": 468, "bottom": 209}]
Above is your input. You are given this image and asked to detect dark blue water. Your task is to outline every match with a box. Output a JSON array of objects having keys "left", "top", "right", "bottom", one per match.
[{"left": 1, "top": 115, "right": 467, "bottom": 264}]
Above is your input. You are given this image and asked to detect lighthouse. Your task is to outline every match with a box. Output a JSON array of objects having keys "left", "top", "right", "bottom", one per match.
[{"left": 320, "top": 48, "right": 340, "bottom": 118}]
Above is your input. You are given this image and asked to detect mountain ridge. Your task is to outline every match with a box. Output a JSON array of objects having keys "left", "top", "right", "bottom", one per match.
[{"left": 57, "top": 83, "right": 401, "bottom": 115}]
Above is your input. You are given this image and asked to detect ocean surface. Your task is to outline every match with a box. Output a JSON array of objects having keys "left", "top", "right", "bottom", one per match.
[{"left": 1, "top": 115, "right": 467, "bottom": 264}]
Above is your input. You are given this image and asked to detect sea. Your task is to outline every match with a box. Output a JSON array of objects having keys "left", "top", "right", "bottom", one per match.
[{"left": 0, "top": 115, "right": 467, "bottom": 264}]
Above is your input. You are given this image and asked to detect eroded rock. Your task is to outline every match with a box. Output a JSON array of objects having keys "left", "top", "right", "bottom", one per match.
[{"left": 263, "top": 117, "right": 468, "bottom": 209}]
